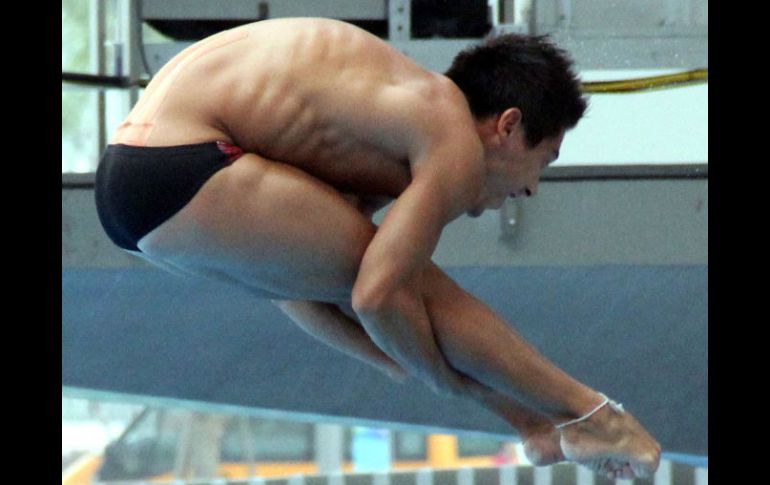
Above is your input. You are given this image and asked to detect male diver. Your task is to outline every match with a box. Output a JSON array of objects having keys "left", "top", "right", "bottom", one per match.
[{"left": 95, "top": 18, "right": 660, "bottom": 479}]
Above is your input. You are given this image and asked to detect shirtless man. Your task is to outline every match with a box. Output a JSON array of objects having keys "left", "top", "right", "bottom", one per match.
[{"left": 95, "top": 18, "right": 660, "bottom": 479}]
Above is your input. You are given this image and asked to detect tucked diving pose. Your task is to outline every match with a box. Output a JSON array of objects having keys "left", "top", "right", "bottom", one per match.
[{"left": 95, "top": 18, "right": 660, "bottom": 479}]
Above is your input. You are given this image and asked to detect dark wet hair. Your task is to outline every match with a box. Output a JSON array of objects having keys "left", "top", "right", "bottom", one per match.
[{"left": 445, "top": 33, "right": 588, "bottom": 147}]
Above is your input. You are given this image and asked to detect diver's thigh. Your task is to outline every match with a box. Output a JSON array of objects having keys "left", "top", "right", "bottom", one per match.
[{"left": 137, "top": 153, "right": 377, "bottom": 301}]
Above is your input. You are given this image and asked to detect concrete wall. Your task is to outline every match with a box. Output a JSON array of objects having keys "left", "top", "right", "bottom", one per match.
[{"left": 63, "top": 177, "right": 707, "bottom": 269}]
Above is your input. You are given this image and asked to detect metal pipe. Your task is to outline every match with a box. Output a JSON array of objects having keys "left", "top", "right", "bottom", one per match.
[
  {"left": 90, "top": 0, "right": 107, "bottom": 156},
  {"left": 557, "top": 0, "right": 572, "bottom": 30},
  {"left": 388, "top": 0, "right": 411, "bottom": 41},
  {"left": 118, "top": 0, "right": 141, "bottom": 106},
  {"left": 488, "top": 0, "right": 501, "bottom": 27},
  {"left": 512, "top": 0, "right": 535, "bottom": 34},
  {"left": 315, "top": 423, "right": 344, "bottom": 474}
]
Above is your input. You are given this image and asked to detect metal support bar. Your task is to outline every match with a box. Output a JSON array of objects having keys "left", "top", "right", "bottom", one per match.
[
  {"left": 90, "top": 0, "right": 107, "bottom": 156},
  {"left": 557, "top": 0, "right": 573, "bottom": 30},
  {"left": 533, "top": 466, "right": 552, "bottom": 485},
  {"left": 141, "top": 0, "right": 387, "bottom": 20},
  {"left": 172, "top": 411, "right": 194, "bottom": 479},
  {"left": 576, "top": 466, "right": 596, "bottom": 485},
  {"left": 654, "top": 459, "right": 673, "bottom": 485},
  {"left": 118, "top": 0, "right": 142, "bottom": 107},
  {"left": 315, "top": 424, "right": 344, "bottom": 473},
  {"left": 511, "top": 0, "right": 535, "bottom": 34},
  {"left": 488, "top": 0, "right": 501, "bottom": 27},
  {"left": 694, "top": 468, "right": 708, "bottom": 485},
  {"left": 238, "top": 416, "right": 257, "bottom": 479},
  {"left": 499, "top": 0, "right": 513, "bottom": 24},
  {"left": 389, "top": 0, "right": 411, "bottom": 41}
]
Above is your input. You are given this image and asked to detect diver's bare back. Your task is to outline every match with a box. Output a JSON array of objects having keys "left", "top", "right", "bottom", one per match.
[{"left": 113, "top": 18, "right": 463, "bottom": 203}]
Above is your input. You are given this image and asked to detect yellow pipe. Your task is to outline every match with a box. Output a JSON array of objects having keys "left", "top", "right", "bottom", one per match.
[
  {"left": 582, "top": 69, "right": 708, "bottom": 94},
  {"left": 77, "top": 69, "right": 708, "bottom": 95},
  {"left": 61, "top": 454, "right": 103, "bottom": 485}
]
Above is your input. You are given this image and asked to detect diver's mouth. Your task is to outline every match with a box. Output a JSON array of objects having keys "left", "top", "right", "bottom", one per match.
[{"left": 468, "top": 207, "right": 484, "bottom": 218}]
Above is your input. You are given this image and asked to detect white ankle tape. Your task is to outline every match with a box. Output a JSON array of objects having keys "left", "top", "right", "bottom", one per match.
[{"left": 555, "top": 393, "right": 625, "bottom": 430}]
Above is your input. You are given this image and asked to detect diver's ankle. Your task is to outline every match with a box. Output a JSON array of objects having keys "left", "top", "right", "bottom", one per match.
[{"left": 555, "top": 392, "right": 624, "bottom": 430}]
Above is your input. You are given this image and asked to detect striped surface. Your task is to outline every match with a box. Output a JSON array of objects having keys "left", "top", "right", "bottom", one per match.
[{"left": 96, "top": 460, "right": 706, "bottom": 485}]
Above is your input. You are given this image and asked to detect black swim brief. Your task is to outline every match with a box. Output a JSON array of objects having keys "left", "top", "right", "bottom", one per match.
[{"left": 94, "top": 141, "right": 244, "bottom": 252}]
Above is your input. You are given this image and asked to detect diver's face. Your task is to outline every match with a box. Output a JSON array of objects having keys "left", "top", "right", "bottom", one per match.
[{"left": 469, "top": 109, "right": 564, "bottom": 217}]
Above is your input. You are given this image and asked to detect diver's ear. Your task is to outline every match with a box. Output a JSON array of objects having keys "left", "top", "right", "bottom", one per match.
[{"left": 497, "top": 107, "right": 522, "bottom": 137}]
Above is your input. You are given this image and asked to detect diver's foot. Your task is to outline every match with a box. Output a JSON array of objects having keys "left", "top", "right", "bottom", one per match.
[
  {"left": 521, "top": 426, "right": 565, "bottom": 466},
  {"left": 559, "top": 399, "right": 661, "bottom": 479}
]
